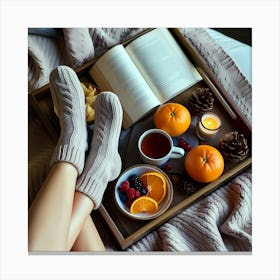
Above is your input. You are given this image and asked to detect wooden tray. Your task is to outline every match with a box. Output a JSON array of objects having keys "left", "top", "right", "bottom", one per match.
[
  {"left": 99, "top": 81, "right": 251, "bottom": 249},
  {"left": 29, "top": 28, "right": 252, "bottom": 250}
]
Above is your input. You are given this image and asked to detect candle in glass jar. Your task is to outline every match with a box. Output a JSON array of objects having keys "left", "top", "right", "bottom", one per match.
[{"left": 196, "top": 112, "right": 221, "bottom": 140}]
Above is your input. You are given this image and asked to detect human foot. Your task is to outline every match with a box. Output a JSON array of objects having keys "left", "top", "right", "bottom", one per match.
[
  {"left": 76, "top": 91, "right": 123, "bottom": 209},
  {"left": 49, "top": 65, "right": 88, "bottom": 175}
]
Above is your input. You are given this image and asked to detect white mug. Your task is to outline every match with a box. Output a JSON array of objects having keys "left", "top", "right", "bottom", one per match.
[{"left": 138, "top": 128, "right": 185, "bottom": 166}]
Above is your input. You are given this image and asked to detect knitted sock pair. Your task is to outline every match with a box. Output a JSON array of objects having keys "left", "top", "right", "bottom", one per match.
[{"left": 50, "top": 66, "right": 122, "bottom": 209}]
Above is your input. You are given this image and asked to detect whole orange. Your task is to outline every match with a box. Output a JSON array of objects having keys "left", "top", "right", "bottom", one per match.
[
  {"left": 154, "top": 103, "right": 191, "bottom": 137},
  {"left": 185, "top": 145, "right": 224, "bottom": 183}
]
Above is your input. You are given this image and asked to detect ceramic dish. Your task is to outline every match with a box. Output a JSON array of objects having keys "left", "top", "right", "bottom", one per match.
[{"left": 114, "top": 164, "right": 173, "bottom": 220}]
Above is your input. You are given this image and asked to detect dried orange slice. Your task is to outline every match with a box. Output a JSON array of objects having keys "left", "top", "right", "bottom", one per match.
[
  {"left": 140, "top": 171, "right": 167, "bottom": 204},
  {"left": 130, "top": 196, "right": 158, "bottom": 214}
]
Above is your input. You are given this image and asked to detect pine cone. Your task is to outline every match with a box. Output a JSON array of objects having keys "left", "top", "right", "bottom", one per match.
[
  {"left": 219, "top": 131, "right": 249, "bottom": 162},
  {"left": 188, "top": 87, "right": 214, "bottom": 115},
  {"left": 179, "top": 180, "right": 197, "bottom": 195},
  {"left": 169, "top": 174, "right": 200, "bottom": 195}
]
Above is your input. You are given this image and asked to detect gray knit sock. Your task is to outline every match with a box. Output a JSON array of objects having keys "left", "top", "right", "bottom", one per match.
[
  {"left": 49, "top": 65, "right": 87, "bottom": 175},
  {"left": 76, "top": 91, "right": 123, "bottom": 209}
]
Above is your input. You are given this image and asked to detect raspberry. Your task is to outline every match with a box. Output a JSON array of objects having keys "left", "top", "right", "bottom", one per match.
[
  {"left": 163, "top": 163, "right": 172, "bottom": 171},
  {"left": 135, "top": 190, "right": 141, "bottom": 199},
  {"left": 178, "top": 138, "right": 192, "bottom": 152},
  {"left": 119, "top": 180, "right": 130, "bottom": 192},
  {"left": 126, "top": 188, "right": 136, "bottom": 200},
  {"left": 178, "top": 137, "right": 187, "bottom": 147}
]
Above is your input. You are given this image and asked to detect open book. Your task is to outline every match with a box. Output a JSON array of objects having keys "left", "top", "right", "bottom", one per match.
[{"left": 89, "top": 28, "right": 202, "bottom": 129}]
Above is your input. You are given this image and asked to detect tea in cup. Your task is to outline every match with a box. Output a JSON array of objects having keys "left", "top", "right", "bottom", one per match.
[{"left": 138, "top": 129, "right": 185, "bottom": 166}]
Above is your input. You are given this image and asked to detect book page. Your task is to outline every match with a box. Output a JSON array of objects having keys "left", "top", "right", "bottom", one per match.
[
  {"left": 89, "top": 45, "right": 160, "bottom": 127},
  {"left": 125, "top": 28, "right": 202, "bottom": 103}
]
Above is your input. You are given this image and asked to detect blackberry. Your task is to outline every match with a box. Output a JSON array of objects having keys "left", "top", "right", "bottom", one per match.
[
  {"left": 128, "top": 174, "right": 143, "bottom": 190},
  {"left": 133, "top": 180, "right": 143, "bottom": 191},
  {"left": 128, "top": 174, "right": 138, "bottom": 185}
]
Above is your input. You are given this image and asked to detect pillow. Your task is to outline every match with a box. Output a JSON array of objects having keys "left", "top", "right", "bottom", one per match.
[
  {"left": 206, "top": 28, "right": 252, "bottom": 84},
  {"left": 63, "top": 28, "right": 95, "bottom": 68}
]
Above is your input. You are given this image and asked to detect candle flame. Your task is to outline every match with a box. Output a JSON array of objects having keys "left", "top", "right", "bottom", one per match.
[{"left": 202, "top": 117, "right": 219, "bottom": 130}]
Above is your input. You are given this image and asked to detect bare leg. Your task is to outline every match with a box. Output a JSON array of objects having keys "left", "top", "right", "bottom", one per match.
[
  {"left": 29, "top": 172, "right": 104, "bottom": 252},
  {"left": 66, "top": 92, "right": 123, "bottom": 251},
  {"left": 28, "top": 66, "right": 89, "bottom": 251},
  {"left": 28, "top": 162, "right": 77, "bottom": 251},
  {"left": 28, "top": 68, "right": 123, "bottom": 252},
  {"left": 71, "top": 215, "right": 106, "bottom": 252},
  {"left": 29, "top": 70, "right": 123, "bottom": 250},
  {"left": 67, "top": 91, "right": 123, "bottom": 250},
  {"left": 28, "top": 165, "right": 105, "bottom": 252},
  {"left": 66, "top": 191, "right": 94, "bottom": 250}
]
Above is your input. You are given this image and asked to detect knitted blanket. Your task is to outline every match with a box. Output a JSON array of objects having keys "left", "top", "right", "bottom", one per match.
[{"left": 28, "top": 28, "right": 252, "bottom": 252}]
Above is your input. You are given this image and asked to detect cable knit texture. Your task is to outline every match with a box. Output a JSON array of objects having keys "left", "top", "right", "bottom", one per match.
[
  {"left": 49, "top": 66, "right": 88, "bottom": 175},
  {"left": 127, "top": 171, "right": 252, "bottom": 251},
  {"left": 179, "top": 28, "right": 252, "bottom": 125},
  {"left": 76, "top": 91, "right": 123, "bottom": 209}
]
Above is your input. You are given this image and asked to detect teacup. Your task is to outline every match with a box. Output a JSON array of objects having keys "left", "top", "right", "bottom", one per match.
[{"left": 138, "top": 128, "right": 185, "bottom": 166}]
